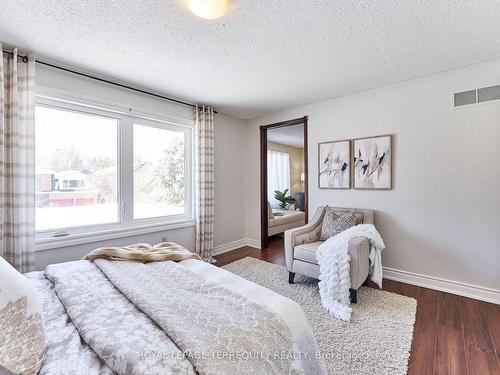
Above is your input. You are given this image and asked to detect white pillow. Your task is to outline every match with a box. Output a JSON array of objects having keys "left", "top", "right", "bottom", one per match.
[{"left": 0, "top": 256, "right": 46, "bottom": 375}]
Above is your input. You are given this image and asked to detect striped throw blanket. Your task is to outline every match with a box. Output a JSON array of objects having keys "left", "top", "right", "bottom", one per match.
[{"left": 83, "top": 242, "right": 202, "bottom": 262}]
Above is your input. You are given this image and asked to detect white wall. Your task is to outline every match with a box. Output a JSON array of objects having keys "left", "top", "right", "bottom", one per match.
[
  {"left": 35, "top": 65, "right": 247, "bottom": 269},
  {"left": 213, "top": 112, "right": 247, "bottom": 247},
  {"left": 245, "top": 59, "right": 500, "bottom": 295}
]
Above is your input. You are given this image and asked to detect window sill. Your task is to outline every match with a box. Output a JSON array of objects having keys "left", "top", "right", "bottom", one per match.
[{"left": 35, "top": 220, "right": 196, "bottom": 252}]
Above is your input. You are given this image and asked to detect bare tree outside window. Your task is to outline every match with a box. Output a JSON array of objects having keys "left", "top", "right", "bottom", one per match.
[{"left": 133, "top": 124, "right": 186, "bottom": 220}]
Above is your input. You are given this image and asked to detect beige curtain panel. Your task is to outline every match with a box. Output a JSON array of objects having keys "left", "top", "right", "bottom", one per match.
[
  {"left": 194, "top": 105, "right": 215, "bottom": 262},
  {"left": 0, "top": 46, "right": 36, "bottom": 273}
]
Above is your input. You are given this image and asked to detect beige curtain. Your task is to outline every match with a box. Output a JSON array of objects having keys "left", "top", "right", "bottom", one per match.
[
  {"left": 0, "top": 46, "right": 36, "bottom": 273},
  {"left": 194, "top": 105, "right": 215, "bottom": 262}
]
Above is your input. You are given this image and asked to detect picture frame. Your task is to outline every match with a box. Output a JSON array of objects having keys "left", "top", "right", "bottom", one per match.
[
  {"left": 318, "top": 139, "right": 351, "bottom": 189},
  {"left": 352, "top": 134, "right": 392, "bottom": 190}
]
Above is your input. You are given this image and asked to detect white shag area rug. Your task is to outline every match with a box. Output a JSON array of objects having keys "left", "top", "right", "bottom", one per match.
[{"left": 222, "top": 257, "right": 416, "bottom": 375}]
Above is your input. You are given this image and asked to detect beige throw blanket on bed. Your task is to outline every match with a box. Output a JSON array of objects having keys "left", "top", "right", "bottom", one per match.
[{"left": 83, "top": 242, "right": 202, "bottom": 262}]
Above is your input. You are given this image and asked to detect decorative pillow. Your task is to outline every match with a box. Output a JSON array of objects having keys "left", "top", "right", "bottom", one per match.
[
  {"left": 0, "top": 257, "right": 46, "bottom": 375},
  {"left": 267, "top": 202, "right": 274, "bottom": 219},
  {"left": 319, "top": 207, "right": 338, "bottom": 239},
  {"left": 320, "top": 208, "right": 356, "bottom": 240}
]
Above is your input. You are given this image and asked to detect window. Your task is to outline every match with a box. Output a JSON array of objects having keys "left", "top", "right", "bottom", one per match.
[
  {"left": 133, "top": 124, "right": 186, "bottom": 220},
  {"left": 35, "top": 96, "right": 193, "bottom": 242},
  {"left": 267, "top": 150, "right": 291, "bottom": 208},
  {"left": 35, "top": 105, "right": 119, "bottom": 231}
]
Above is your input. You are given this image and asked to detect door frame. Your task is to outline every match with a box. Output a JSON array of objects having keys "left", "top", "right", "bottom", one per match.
[{"left": 260, "top": 116, "right": 308, "bottom": 249}]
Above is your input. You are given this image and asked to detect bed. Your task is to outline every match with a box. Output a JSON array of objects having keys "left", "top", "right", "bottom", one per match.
[
  {"left": 2, "top": 252, "right": 326, "bottom": 375},
  {"left": 269, "top": 209, "right": 306, "bottom": 236}
]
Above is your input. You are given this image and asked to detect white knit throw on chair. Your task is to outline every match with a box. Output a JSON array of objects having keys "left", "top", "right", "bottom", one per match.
[
  {"left": 0, "top": 46, "right": 36, "bottom": 273},
  {"left": 317, "top": 224, "right": 385, "bottom": 322},
  {"left": 194, "top": 105, "right": 215, "bottom": 262}
]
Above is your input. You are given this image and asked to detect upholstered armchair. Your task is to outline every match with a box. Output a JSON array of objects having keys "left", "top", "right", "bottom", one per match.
[{"left": 284, "top": 206, "right": 375, "bottom": 303}]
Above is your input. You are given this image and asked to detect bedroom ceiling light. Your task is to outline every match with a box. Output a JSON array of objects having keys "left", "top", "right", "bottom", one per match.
[{"left": 188, "top": 0, "right": 228, "bottom": 19}]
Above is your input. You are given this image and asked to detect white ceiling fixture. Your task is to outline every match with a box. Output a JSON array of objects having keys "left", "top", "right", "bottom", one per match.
[
  {"left": 1, "top": 1, "right": 500, "bottom": 119},
  {"left": 188, "top": 0, "right": 228, "bottom": 20}
]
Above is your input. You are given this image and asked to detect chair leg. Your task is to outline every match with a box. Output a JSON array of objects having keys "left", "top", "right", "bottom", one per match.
[
  {"left": 349, "top": 288, "right": 357, "bottom": 304},
  {"left": 288, "top": 272, "right": 295, "bottom": 284}
]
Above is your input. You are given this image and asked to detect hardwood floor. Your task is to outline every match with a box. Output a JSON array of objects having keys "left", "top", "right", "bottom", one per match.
[{"left": 215, "top": 236, "right": 500, "bottom": 375}]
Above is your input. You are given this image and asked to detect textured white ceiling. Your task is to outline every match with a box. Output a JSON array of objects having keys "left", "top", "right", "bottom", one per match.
[
  {"left": 268, "top": 124, "right": 304, "bottom": 148},
  {"left": 1, "top": 1, "right": 500, "bottom": 119}
]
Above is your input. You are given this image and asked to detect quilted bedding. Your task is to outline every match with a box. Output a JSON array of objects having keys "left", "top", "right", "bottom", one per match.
[{"left": 26, "top": 258, "right": 325, "bottom": 375}]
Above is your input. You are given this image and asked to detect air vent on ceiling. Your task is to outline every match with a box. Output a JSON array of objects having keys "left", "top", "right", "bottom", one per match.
[{"left": 454, "top": 84, "right": 500, "bottom": 107}]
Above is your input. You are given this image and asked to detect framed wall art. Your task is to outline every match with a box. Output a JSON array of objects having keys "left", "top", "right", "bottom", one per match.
[
  {"left": 318, "top": 139, "right": 351, "bottom": 189},
  {"left": 353, "top": 134, "right": 392, "bottom": 190}
]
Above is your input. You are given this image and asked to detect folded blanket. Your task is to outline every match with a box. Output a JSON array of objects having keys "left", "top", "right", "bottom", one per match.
[
  {"left": 83, "top": 241, "right": 202, "bottom": 262},
  {"left": 26, "top": 272, "right": 115, "bottom": 375},
  {"left": 317, "top": 224, "right": 385, "bottom": 322},
  {"left": 45, "top": 261, "right": 196, "bottom": 375}
]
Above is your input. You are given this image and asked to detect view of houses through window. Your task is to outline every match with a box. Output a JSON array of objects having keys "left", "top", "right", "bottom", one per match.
[
  {"left": 35, "top": 105, "right": 119, "bottom": 231},
  {"left": 35, "top": 102, "right": 189, "bottom": 235},
  {"left": 133, "top": 124, "right": 185, "bottom": 220}
]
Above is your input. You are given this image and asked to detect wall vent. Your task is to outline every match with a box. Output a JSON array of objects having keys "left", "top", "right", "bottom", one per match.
[
  {"left": 454, "top": 84, "right": 500, "bottom": 107},
  {"left": 478, "top": 85, "right": 500, "bottom": 103},
  {"left": 454, "top": 90, "right": 476, "bottom": 107}
]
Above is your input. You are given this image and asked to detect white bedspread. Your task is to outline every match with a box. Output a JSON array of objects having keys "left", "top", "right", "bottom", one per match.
[
  {"left": 27, "top": 259, "right": 326, "bottom": 375},
  {"left": 25, "top": 272, "right": 114, "bottom": 375},
  {"left": 183, "top": 260, "right": 326, "bottom": 375}
]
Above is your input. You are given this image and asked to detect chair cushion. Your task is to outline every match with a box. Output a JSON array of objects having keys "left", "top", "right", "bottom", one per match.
[
  {"left": 294, "top": 241, "right": 323, "bottom": 264},
  {"left": 320, "top": 209, "right": 356, "bottom": 240},
  {"left": 0, "top": 257, "right": 46, "bottom": 375},
  {"left": 293, "top": 237, "right": 370, "bottom": 289}
]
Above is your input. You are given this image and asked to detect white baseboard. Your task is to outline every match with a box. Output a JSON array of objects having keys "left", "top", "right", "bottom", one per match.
[
  {"left": 213, "top": 238, "right": 261, "bottom": 256},
  {"left": 213, "top": 241, "right": 498, "bottom": 305},
  {"left": 213, "top": 239, "right": 248, "bottom": 256},
  {"left": 383, "top": 267, "right": 500, "bottom": 305},
  {"left": 245, "top": 238, "right": 262, "bottom": 249}
]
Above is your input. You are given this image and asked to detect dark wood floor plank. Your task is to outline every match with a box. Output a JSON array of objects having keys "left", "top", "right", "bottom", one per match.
[
  {"left": 435, "top": 292, "right": 468, "bottom": 375},
  {"left": 481, "top": 302, "right": 500, "bottom": 367},
  {"left": 460, "top": 298, "right": 500, "bottom": 375},
  {"left": 380, "top": 279, "right": 403, "bottom": 294},
  {"left": 214, "top": 237, "right": 500, "bottom": 375},
  {"left": 407, "top": 286, "right": 438, "bottom": 375}
]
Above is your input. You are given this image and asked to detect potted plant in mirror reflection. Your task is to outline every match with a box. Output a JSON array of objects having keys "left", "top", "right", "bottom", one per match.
[{"left": 274, "top": 189, "right": 296, "bottom": 210}]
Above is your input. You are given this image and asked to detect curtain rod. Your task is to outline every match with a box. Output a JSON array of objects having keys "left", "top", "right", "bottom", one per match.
[{"left": 2, "top": 49, "right": 217, "bottom": 113}]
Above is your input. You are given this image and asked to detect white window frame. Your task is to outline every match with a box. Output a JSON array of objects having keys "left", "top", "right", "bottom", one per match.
[{"left": 35, "top": 91, "right": 194, "bottom": 251}]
